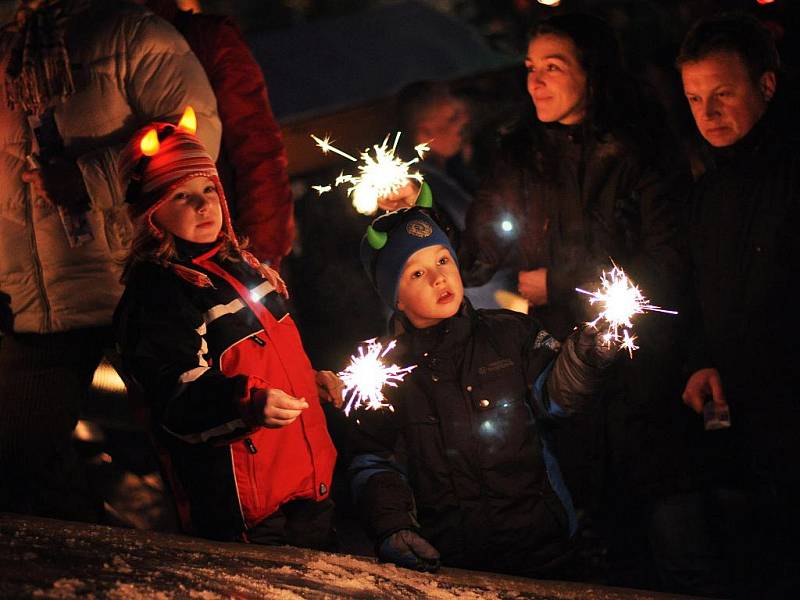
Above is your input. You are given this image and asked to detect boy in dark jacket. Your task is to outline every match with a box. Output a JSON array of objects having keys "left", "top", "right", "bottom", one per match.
[{"left": 349, "top": 185, "right": 618, "bottom": 577}]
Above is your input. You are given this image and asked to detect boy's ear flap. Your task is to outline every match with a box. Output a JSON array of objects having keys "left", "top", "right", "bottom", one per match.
[{"left": 415, "top": 182, "right": 433, "bottom": 208}]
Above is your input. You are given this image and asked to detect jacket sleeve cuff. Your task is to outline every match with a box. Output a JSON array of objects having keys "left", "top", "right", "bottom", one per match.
[
  {"left": 236, "top": 375, "right": 270, "bottom": 428},
  {"left": 359, "top": 471, "right": 417, "bottom": 541},
  {"left": 545, "top": 333, "right": 606, "bottom": 417}
]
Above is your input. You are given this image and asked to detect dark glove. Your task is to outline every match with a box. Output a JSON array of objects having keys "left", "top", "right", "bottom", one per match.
[
  {"left": 378, "top": 530, "right": 440, "bottom": 572},
  {"left": 573, "top": 323, "right": 619, "bottom": 369}
]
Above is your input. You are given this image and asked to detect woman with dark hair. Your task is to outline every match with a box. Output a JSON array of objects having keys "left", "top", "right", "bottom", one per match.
[
  {"left": 460, "top": 13, "right": 710, "bottom": 591},
  {"left": 462, "top": 13, "right": 685, "bottom": 333}
]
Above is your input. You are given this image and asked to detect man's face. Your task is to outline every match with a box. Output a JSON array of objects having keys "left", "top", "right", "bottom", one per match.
[
  {"left": 396, "top": 245, "right": 464, "bottom": 329},
  {"left": 681, "top": 51, "right": 774, "bottom": 147}
]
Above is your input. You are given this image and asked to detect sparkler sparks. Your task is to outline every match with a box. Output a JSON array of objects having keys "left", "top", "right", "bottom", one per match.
[
  {"left": 576, "top": 264, "right": 677, "bottom": 357},
  {"left": 338, "top": 338, "right": 416, "bottom": 416},
  {"left": 311, "top": 132, "right": 428, "bottom": 215}
]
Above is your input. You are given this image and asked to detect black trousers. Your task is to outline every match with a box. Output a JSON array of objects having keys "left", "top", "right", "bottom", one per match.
[
  {"left": 0, "top": 327, "right": 109, "bottom": 522},
  {"left": 246, "top": 498, "right": 336, "bottom": 551}
]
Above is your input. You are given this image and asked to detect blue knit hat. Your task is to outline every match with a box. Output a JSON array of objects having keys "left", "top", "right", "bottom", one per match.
[{"left": 360, "top": 183, "right": 457, "bottom": 308}]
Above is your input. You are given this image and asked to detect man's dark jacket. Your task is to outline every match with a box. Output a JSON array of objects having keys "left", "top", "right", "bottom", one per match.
[{"left": 688, "top": 96, "right": 800, "bottom": 484}]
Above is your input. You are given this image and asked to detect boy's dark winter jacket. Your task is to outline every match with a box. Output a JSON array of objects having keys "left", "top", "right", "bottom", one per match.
[
  {"left": 114, "top": 243, "right": 336, "bottom": 540},
  {"left": 348, "top": 302, "right": 606, "bottom": 577}
]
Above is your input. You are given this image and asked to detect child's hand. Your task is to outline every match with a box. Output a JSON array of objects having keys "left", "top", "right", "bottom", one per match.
[
  {"left": 262, "top": 265, "right": 289, "bottom": 299},
  {"left": 378, "top": 530, "right": 440, "bottom": 572},
  {"left": 263, "top": 388, "right": 308, "bottom": 427},
  {"left": 574, "top": 323, "right": 619, "bottom": 369},
  {"left": 316, "top": 370, "right": 345, "bottom": 409}
]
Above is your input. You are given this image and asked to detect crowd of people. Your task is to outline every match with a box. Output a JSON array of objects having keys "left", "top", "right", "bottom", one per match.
[{"left": 0, "top": 2, "right": 797, "bottom": 599}]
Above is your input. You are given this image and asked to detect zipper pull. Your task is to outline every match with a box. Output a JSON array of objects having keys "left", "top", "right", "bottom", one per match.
[{"left": 244, "top": 437, "right": 257, "bottom": 454}]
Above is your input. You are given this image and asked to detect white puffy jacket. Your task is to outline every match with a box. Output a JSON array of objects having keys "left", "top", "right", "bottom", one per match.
[{"left": 0, "top": 0, "right": 220, "bottom": 334}]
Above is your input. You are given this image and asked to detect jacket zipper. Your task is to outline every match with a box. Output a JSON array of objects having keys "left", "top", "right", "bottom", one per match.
[
  {"left": 244, "top": 437, "right": 261, "bottom": 512},
  {"left": 25, "top": 168, "right": 52, "bottom": 332}
]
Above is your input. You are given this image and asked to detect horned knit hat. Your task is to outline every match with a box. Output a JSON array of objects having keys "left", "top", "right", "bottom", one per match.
[
  {"left": 360, "top": 183, "right": 457, "bottom": 308},
  {"left": 119, "top": 107, "right": 238, "bottom": 248}
]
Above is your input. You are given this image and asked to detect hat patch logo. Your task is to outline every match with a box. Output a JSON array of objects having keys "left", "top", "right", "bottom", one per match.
[{"left": 406, "top": 220, "right": 432, "bottom": 238}]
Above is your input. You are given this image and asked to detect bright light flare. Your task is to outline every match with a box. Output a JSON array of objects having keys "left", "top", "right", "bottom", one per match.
[
  {"left": 311, "top": 132, "right": 428, "bottom": 215},
  {"left": 338, "top": 338, "right": 416, "bottom": 416},
  {"left": 576, "top": 264, "right": 677, "bottom": 357}
]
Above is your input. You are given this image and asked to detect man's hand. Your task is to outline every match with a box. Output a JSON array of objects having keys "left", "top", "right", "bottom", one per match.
[
  {"left": 316, "top": 370, "right": 345, "bottom": 409},
  {"left": 376, "top": 180, "right": 420, "bottom": 212},
  {"left": 378, "top": 530, "right": 440, "bottom": 572},
  {"left": 262, "top": 388, "right": 308, "bottom": 428},
  {"left": 518, "top": 268, "right": 548, "bottom": 307},
  {"left": 682, "top": 368, "right": 727, "bottom": 414},
  {"left": 21, "top": 156, "right": 88, "bottom": 207}
]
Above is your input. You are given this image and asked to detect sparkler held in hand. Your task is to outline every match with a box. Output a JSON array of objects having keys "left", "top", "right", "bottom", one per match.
[
  {"left": 576, "top": 264, "right": 677, "bottom": 357},
  {"left": 311, "top": 132, "right": 429, "bottom": 215},
  {"left": 338, "top": 338, "right": 416, "bottom": 416}
]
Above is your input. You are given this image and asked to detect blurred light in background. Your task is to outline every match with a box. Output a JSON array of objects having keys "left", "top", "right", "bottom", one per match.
[
  {"left": 90, "top": 359, "right": 127, "bottom": 395},
  {"left": 178, "top": 0, "right": 202, "bottom": 11}
]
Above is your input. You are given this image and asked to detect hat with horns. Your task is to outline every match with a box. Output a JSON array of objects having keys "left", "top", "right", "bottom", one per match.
[
  {"left": 119, "top": 106, "right": 237, "bottom": 247},
  {"left": 360, "top": 182, "right": 456, "bottom": 307}
]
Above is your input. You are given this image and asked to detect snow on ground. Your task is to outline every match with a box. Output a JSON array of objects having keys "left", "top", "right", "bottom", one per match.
[{"left": 1, "top": 514, "right": 696, "bottom": 599}]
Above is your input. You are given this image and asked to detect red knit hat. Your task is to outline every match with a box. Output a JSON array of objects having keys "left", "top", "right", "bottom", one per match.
[{"left": 119, "top": 107, "right": 238, "bottom": 248}]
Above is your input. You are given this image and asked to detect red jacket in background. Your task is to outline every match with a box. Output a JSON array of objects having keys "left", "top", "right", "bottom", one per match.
[{"left": 149, "top": 1, "right": 295, "bottom": 268}]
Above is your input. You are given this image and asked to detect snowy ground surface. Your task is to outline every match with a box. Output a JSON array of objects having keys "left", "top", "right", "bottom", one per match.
[{"left": 0, "top": 514, "right": 700, "bottom": 600}]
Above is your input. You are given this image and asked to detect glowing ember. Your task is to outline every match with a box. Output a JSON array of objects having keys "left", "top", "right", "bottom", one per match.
[
  {"left": 338, "top": 338, "right": 416, "bottom": 416},
  {"left": 576, "top": 264, "right": 677, "bottom": 357},
  {"left": 311, "top": 132, "right": 428, "bottom": 215}
]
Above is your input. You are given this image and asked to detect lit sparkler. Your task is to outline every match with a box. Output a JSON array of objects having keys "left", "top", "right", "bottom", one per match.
[
  {"left": 311, "top": 132, "right": 428, "bottom": 215},
  {"left": 338, "top": 338, "right": 416, "bottom": 416},
  {"left": 576, "top": 264, "right": 677, "bottom": 357}
]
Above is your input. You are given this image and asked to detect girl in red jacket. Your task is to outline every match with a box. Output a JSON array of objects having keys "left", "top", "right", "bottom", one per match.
[{"left": 113, "top": 108, "right": 341, "bottom": 546}]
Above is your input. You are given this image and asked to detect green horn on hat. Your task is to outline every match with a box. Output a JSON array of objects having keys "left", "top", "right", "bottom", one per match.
[
  {"left": 366, "top": 225, "right": 388, "bottom": 250},
  {"left": 415, "top": 181, "right": 433, "bottom": 208}
]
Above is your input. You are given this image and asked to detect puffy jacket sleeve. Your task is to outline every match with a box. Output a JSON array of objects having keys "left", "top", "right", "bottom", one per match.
[
  {"left": 544, "top": 330, "right": 609, "bottom": 418},
  {"left": 512, "top": 311, "right": 608, "bottom": 419},
  {"left": 346, "top": 391, "right": 417, "bottom": 542},
  {"left": 114, "top": 267, "right": 264, "bottom": 445},
  {"left": 76, "top": 12, "right": 221, "bottom": 214},
  {"left": 196, "top": 17, "right": 293, "bottom": 268}
]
